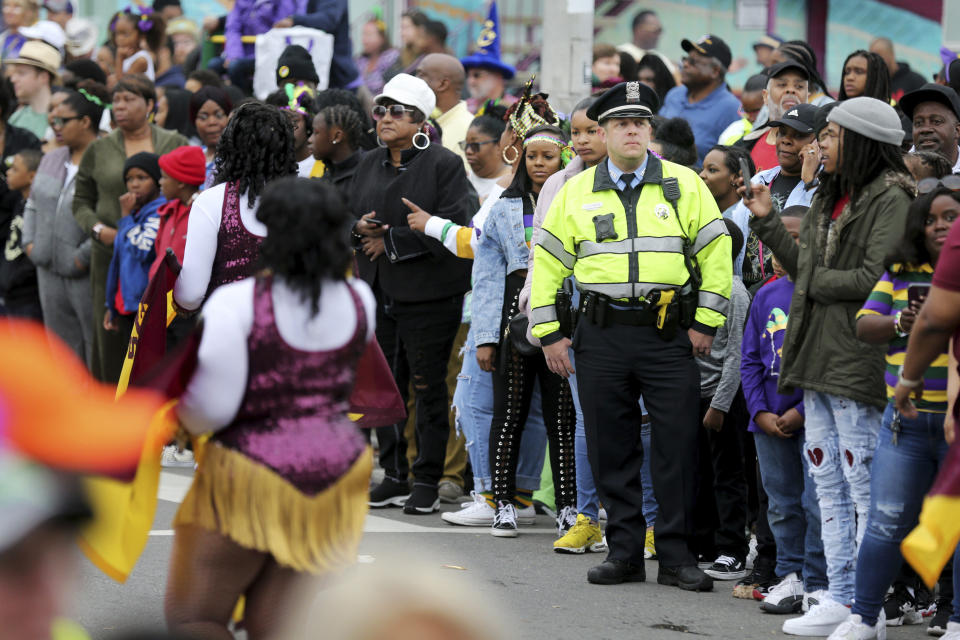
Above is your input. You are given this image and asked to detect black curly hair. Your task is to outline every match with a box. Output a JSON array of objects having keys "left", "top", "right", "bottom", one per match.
[
  {"left": 256, "top": 177, "right": 354, "bottom": 315},
  {"left": 318, "top": 104, "right": 365, "bottom": 151},
  {"left": 706, "top": 144, "right": 755, "bottom": 180},
  {"left": 60, "top": 80, "right": 111, "bottom": 133},
  {"left": 314, "top": 88, "right": 377, "bottom": 150},
  {"left": 886, "top": 187, "right": 960, "bottom": 271},
  {"left": 214, "top": 102, "right": 298, "bottom": 207},
  {"left": 651, "top": 116, "right": 697, "bottom": 167}
]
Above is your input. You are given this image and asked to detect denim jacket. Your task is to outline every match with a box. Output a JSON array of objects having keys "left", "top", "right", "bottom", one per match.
[{"left": 471, "top": 195, "right": 531, "bottom": 347}]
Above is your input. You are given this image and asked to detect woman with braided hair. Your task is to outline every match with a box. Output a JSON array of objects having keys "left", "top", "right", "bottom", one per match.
[
  {"left": 173, "top": 102, "right": 298, "bottom": 313},
  {"left": 266, "top": 85, "right": 320, "bottom": 177},
  {"left": 472, "top": 123, "right": 578, "bottom": 538},
  {"left": 310, "top": 104, "right": 366, "bottom": 208}
]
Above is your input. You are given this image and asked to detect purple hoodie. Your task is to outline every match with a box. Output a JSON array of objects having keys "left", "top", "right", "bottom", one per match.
[
  {"left": 224, "top": 0, "right": 301, "bottom": 60},
  {"left": 740, "top": 276, "right": 804, "bottom": 432}
]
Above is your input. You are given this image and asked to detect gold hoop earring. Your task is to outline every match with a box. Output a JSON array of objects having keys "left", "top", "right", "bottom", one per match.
[{"left": 502, "top": 145, "right": 519, "bottom": 165}]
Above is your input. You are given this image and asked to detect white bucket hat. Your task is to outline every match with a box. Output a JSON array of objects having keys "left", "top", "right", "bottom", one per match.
[{"left": 374, "top": 73, "right": 436, "bottom": 120}]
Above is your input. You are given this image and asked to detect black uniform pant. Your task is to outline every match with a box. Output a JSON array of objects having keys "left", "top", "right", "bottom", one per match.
[
  {"left": 489, "top": 274, "right": 576, "bottom": 509},
  {"left": 374, "top": 291, "right": 463, "bottom": 487},
  {"left": 574, "top": 320, "right": 700, "bottom": 568}
]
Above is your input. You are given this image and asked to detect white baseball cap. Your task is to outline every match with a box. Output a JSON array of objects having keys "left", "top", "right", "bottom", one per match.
[
  {"left": 64, "top": 17, "right": 97, "bottom": 58},
  {"left": 18, "top": 20, "right": 65, "bottom": 55},
  {"left": 374, "top": 73, "right": 436, "bottom": 120}
]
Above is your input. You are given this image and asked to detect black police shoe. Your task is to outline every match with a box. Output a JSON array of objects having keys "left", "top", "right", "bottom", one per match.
[
  {"left": 587, "top": 560, "right": 646, "bottom": 585},
  {"left": 657, "top": 565, "right": 714, "bottom": 592}
]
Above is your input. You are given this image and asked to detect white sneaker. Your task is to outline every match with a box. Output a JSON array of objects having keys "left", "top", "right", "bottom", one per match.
[
  {"left": 441, "top": 492, "right": 495, "bottom": 526},
  {"left": 516, "top": 503, "right": 536, "bottom": 526},
  {"left": 491, "top": 501, "right": 519, "bottom": 538},
  {"left": 761, "top": 572, "right": 805, "bottom": 614},
  {"left": 941, "top": 621, "right": 960, "bottom": 639},
  {"left": 783, "top": 597, "right": 852, "bottom": 636},
  {"left": 805, "top": 589, "right": 829, "bottom": 613},
  {"left": 161, "top": 445, "right": 195, "bottom": 468},
  {"left": 827, "top": 613, "right": 887, "bottom": 640},
  {"left": 556, "top": 505, "right": 577, "bottom": 536}
]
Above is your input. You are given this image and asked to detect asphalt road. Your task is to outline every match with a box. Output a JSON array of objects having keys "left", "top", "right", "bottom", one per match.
[{"left": 71, "top": 468, "right": 929, "bottom": 640}]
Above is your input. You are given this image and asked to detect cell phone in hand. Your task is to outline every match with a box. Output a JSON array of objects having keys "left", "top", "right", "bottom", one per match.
[
  {"left": 365, "top": 218, "right": 385, "bottom": 227},
  {"left": 738, "top": 157, "right": 753, "bottom": 201},
  {"left": 907, "top": 282, "right": 931, "bottom": 307}
]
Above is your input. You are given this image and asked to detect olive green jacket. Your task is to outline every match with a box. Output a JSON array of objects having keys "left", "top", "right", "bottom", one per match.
[{"left": 750, "top": 171, "right": 915, "bottom": 408}]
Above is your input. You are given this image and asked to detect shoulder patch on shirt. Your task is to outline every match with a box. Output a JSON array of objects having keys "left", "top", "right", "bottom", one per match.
[{"left": 582, "top": 202, "right": 603, "bottom": 210}]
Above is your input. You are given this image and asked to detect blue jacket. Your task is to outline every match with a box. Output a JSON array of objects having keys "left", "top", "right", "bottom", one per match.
[
  {"left": 471, "top": 195, "right": 531, "bottom": 347},
  {"left": 105, "top": 196, "right": 166, "bottom": 317},
  {"left": 740, "top": 276, "right": 804, "bottom": 432},
  {"left": 294, "top": 0, "right": 359, "bottom": 88},
  {"left": 659, "top": 84, "right": 742, "bottom": 163}
]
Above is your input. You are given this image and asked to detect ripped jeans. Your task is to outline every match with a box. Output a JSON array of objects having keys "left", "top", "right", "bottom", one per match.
[
  {"left": 803, "top": 391, "right": 882, "bottom": 605},
  {"left": 851, "top": 403, "right": 949, "bottom": 626}
]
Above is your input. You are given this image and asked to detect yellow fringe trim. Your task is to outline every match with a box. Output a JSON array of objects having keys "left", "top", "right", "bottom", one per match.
[{"left": 174, "top": 444, "right": 372, "bottom": 575}]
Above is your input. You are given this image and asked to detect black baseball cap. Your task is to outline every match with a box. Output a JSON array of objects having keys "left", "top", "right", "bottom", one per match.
[
  {"left": 767, "top": 103, "right": 818, "bottom": 134},
  {"left": 899, "top": 83, "right": 960, "bottom": 121},
  {"left": 765, "top": 60, "right": 810, "bottom": 81},
  {"left": 681, "top": 34, "right": 732, "bottom": 69}
]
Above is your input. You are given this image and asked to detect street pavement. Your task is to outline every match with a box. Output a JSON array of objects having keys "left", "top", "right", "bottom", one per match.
[{"left": 72, "top": 468, "right": 930, "bottom": 640}]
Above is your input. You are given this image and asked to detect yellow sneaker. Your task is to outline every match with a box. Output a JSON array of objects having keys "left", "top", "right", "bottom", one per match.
[
  {"left": 553, "top": 514, "right": 606, "bottom": 554},
  {"left": 644, "top": 528, "right": 656, "bottom": 559}
]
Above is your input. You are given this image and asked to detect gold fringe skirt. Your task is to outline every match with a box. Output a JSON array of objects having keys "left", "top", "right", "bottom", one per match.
[{"left": 174, "top": 443, "right": 373, "bottom": 575}]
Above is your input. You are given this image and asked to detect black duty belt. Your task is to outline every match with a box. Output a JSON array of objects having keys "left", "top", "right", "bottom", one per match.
[{"left": 602, "top": 306, "right": 659, "bottom": 326}]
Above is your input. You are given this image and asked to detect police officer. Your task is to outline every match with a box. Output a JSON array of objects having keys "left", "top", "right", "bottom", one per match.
[{"left": 529, "top": 81, "right": 732, "bottom": 590}]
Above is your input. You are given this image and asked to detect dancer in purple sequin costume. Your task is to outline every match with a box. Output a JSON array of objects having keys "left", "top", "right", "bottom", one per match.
[
  {"left": 173, "top": 102, "right": 298, "bottom": 313},
  {"left": 166, "top": 178, "right": 377, "bottom": 639}
]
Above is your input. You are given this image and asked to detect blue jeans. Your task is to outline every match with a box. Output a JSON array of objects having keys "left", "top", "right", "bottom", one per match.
[
  {"left": 852, "top": 404, "right": 949, "bottom": 625},
  {"left": 453, "top": 343, "right": 546, "bottom": 492},
  {"left": 803, "top": 391, "right": 882, "bottom": 605},
  {"left": 567, "top": 350, "right": 656, "bottom": 524},
  {"left": 754, "top": 429, "right": 827, "bottom": 590}
]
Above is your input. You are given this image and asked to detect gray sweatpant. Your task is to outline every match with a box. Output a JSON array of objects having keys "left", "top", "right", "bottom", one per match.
[{"left": 37, "top": 267, "right": 94, "bottom": 367}]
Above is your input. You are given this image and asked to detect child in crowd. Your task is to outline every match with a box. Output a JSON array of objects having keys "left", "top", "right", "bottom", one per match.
[
  {"left": 695, "top": 219, "right": 752, "bottom": 581},
  {"left": 104, "top": 152, "right": 165, "bottom": 339},
  {"left": 741, "top": 205, "right": 829, "bottom": 615},
  {"left": 110, "top": 5, "right": 166, "bottom": 82},
  {"left": 0, "top": 149, "right": 42, "bottom": 318},
  {"left": 150, "top": 145, "right": 206, "bottom": 281}
]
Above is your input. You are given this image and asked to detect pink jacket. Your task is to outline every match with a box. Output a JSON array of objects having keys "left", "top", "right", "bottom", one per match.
[{"left": 520, "top": 155, "right": 587, "bottom": 345}]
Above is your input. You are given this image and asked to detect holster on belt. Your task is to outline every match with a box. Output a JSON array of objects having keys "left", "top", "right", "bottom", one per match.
[
  {"left": 655, "top": 289, "right": 679, "bottom": 342},
  {"left": 556, "top": 279, "right": 576, "bottom": 337}
]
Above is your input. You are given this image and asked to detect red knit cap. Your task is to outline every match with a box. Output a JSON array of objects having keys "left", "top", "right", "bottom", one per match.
[{"left": 158, "top": 146, "right": 206, "bottom": 187}]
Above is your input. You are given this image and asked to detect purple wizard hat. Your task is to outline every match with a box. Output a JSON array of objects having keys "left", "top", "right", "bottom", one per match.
[{"left": 460, "top": 1, "right": 515, "bottom": 80}]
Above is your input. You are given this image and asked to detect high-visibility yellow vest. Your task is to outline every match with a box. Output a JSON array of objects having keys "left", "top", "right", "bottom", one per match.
[{"left": 530, "top": 154, "right": 732, "bottom": 341}]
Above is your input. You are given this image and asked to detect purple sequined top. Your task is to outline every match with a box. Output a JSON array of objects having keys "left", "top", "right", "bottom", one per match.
[
  {"left": 215, "top": 275, "right": 369, "bottom": 495},
  {"left": 205, "top": 181, "right": 262, "bottom": 299}
]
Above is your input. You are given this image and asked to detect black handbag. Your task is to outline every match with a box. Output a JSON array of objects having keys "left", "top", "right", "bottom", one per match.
[{"left": 504, "top": 312, "right": 540, "bottom": 356}]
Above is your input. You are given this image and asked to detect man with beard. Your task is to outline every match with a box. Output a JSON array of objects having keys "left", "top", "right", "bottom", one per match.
[
  {"left": 659, "top": 34, "right": 741, "bottom": 163},
  {"left": 745, "top": 60, "right": 810, "bottom": 173},
  {"left": 460, "top": 2, "right": 517, "bottom": 114},
  {"left": 899, "top": 83, "right": 960, "bottom": 174}
]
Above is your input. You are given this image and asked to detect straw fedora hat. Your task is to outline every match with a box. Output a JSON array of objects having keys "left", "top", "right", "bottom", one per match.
[{"left": 6, "top": 39, "right": 61, "bottom": 78}]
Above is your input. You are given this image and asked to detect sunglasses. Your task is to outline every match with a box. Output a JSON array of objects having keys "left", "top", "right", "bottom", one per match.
[
  {"left": 918, "top": 175, "right": 960, "bottom": 195},
  {"left": 372, "top": 104, "right": 415, "bottom": 121},
  {"left": 458, "top": 138, "right": 498, "bottom": 153},
  {"left": 51, "top": 115, "right": 83, "bottom": 128}
]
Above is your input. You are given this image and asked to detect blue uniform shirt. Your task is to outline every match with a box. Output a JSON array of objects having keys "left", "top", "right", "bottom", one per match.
[{"left": 659, "top": 84, "right": 742, "bottom": 163}]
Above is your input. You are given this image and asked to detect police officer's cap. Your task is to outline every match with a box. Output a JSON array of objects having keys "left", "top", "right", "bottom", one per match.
[{"left": 587, "top": 81, "right": 660, "bottom": 124}]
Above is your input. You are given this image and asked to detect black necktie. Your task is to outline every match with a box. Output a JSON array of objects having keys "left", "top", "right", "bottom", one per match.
[{"left": 621, "top": 173, "right": 637, "bottom": 194}]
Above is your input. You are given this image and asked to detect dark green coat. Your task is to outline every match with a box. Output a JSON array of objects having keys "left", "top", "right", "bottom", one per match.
[
  {"left": 73, "top": 125, "right": 187, "bottom": 383},
  {"left": 750, "top": 171, "right": 914, "bottom": 408}
]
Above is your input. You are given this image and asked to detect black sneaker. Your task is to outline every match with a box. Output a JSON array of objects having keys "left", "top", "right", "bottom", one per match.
[
  {"left": 402, "top": 484, "right": 440, "bottom": 515},
  {"left": 928, "top": 598, "right": 953, "bottom": 636},
  {"left": 368, "top": 477, "right": 410, "bottom": 508},
  {"left": 704, "top": 554, "right": 748, "bottom": 581},
  {"left": 491, "top": 501, "right": 519, "bottom": 538},
  {"left": 732, "top": 556, "right": 776, "bottom": 599},
  {"left": 884, "top": 582, "right": 922, "bottom": 626}
]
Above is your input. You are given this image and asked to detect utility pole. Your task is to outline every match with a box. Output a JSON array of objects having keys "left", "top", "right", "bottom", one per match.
[
  {"left": 944, "top": 0, "right": 960, "bottom": 54},
  {"left": 539, "top": 0, "right": 594, "bottom": 115}
]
